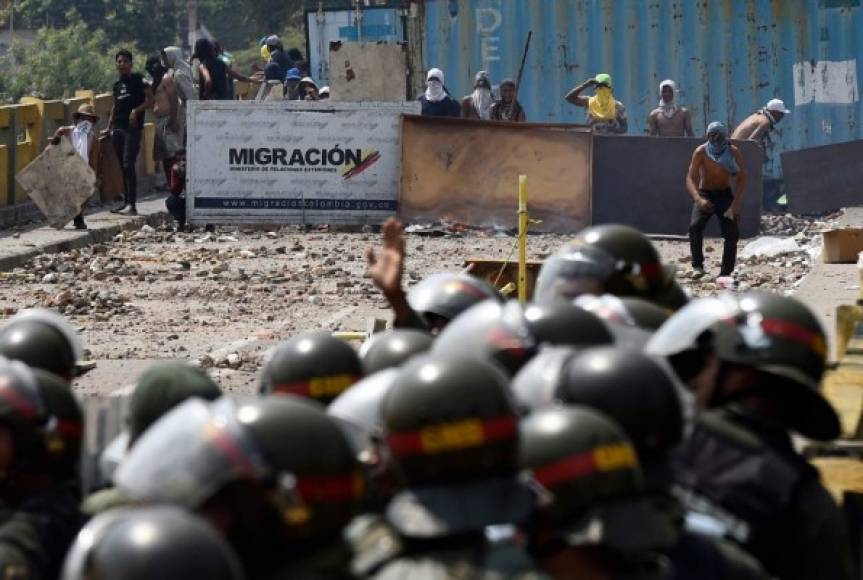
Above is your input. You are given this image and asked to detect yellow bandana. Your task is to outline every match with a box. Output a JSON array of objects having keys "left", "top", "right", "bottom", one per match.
[{"left": 588, "top": 86, "right": 617, "bottom": 121}]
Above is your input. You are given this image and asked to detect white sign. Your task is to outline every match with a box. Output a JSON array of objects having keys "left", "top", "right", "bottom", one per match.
[
  {"left": 186, "top": 100, "right": 419, "bottom": 225},
  {"left": 793, "top": 59, "right": 859, "bottom": 105}
]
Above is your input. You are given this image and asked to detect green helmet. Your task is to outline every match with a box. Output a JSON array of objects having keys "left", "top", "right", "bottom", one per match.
[
  {"left": 521, "top": 407, "right": 679, "bottom": 555},
  {"left": 116, "top": 396, "right": 364, "bottom": 541},
  {"left": 383, "top": 354, "right": 519, "bottom": 486},
  {"left": 260, "top": 331, "right": 363, "bottom": 404},
  {"left": 406, "top": 272, "right": 503, "bottom": 329},
  {"left": 534, "top": 244, "right": 619, "bottom": 302},
  {"left": 520, "top": 406, "right": 642, "bottom": 534},
  {"left": 358, "top": 329, "right": 434, "bottom": 375},
  {"left": 128, "top": 361, "right": 222, "bottom": 443},
  {"left": 0, "top": 358, "right": 48, "bottom": 477},
  {"left": 570, "top": 224, "right": 668, "bottom": 298},
  {"left": 62, "top": 506, "right": 245, "bottom": 580},
  {"left": 652, "top": 278, "right": 690, "bottom": 312},
  {"left": 31, "top": 368, "right": 83, "bottom": 478},
  {"left": 556, "top": 347, "right": 683, "bottom": 461},
  {"left": 431, "top": 300, "right": 537, "bottom": 375},
  {"left": 713, "top": 292, "right": 839, "bottom": 441},
  {"left": 0, "top": 309, "right": 81, "bottom": 380},
  {"left": 522, "top": 301, "right": 614, "bottom": 347}
]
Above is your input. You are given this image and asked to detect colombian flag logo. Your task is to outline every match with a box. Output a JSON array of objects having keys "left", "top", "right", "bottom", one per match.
[{"left": 342, "top": 149, "right": 381, "bottom": 180}]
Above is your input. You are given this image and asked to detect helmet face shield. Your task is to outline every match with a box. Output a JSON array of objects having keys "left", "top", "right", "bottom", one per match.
[
  {"left": 535, "top": 246, "right": 618, "bottom": 302},
  {"left": 117, "top": 398, "right": 268, "bottom": 508},
  {"left": 645, "top": 296, "right": 738, "bottom": 357}
]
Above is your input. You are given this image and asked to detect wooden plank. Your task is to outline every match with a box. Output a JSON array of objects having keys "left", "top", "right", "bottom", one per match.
[
  {"left": 823, "top": 229, "right": 863, "bottom": 263},
  {"left": 399, "top": 115, "right": 592, "bottom": 234},
  {"left": 822, "top": 361, "right": 863, "bottom": 438}
]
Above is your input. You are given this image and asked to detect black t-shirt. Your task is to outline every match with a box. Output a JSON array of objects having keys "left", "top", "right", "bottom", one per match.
[
  {"left": 200, "top": 57, "right": 229, "bottom": 100},
  {"left": 112, "top": 73, "right": 146, "bottom": 129},
  {"left": 419, "top": 95, "right": 461, "bottom": 118}
]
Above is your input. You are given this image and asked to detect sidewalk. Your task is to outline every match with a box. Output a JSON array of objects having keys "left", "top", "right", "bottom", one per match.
[
  {"left": 794, "top": 207, "right": 863, "bottom": 361},
  {"left": 0, "top": 195, "right": 171, "bottom": 272}
]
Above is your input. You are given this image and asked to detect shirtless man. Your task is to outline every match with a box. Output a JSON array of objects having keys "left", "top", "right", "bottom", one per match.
[
  {"left": 686, "top": 122, "right": 746, "bottom": 278},
  {"left": 647, "top": 79, "right": 693, "bottom": 137},
  {"left": 146, "top": 55, "right": 179, "bottom": 186},
  {"left": 731, "top": 98, "right": 790, "bottom": 148}
]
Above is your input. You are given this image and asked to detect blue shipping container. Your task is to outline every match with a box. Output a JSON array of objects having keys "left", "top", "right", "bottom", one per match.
[{"left": 423, "top": 0, "right": 863, "bottom": 178}]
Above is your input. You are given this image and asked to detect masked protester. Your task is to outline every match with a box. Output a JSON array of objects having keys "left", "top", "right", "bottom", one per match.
[
  {"left": 648, "top": 79, "right": 693, "bottom": 136},
  {"left": 731, "top": 98, "right": 790, "bottom": 149},
  {"left": 48, "top": 104, "right": 101, "bottom": 230},
  {"left": 490, "top": 78, "right": 526, "bottom": 122},
  {"left": 461, "top": 70, "right": 493, "bottom": 120},
  {"left": 419, "top": 68, "right": 460, "bottom": 118},
  {"left": 565, "top": 73, "right": 627, "bottom": 134},
  {"left": 193, "top": 38, "right": 229, "bottom": 100},
  {"left": 686, "top": 122, "right": 746, "bottom": 279}
]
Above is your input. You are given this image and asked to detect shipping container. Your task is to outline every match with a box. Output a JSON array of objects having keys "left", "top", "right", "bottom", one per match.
[{"left": 422, "top": 0, "right": 863, "bottom": 179}]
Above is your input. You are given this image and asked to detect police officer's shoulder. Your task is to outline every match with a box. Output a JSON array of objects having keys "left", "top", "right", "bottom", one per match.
[
  {"left": 348, "top": 514, "right": 402, "bottom": 578},
  {"left": 694, "top": 409, "right": 764, "bottom": 451},
  {"left": 0, "top": 543, "right": 34, "bottom": 580},
  {"left": 712, "top": 536, "right": 772, "bottom": 580},
  {"left": 81, "top": 486, "right": 137, "bottom": 517}
]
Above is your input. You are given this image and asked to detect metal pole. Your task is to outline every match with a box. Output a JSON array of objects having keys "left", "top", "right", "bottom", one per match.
[{"left": 518, "top": 175, "right": 528, "bottom": 304}]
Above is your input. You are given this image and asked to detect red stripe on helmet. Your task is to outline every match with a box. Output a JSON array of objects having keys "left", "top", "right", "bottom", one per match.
[
  {"left": 295, "top": 472, "right": 363, "bottom": 503},
  {"left": 760, "top": 318, "right": 825, "bottom": 355},
  {"left": 387, "top": 414, "right": 517, "bottom": 457},
  {"left": 533, "top": 451, "right": 597, "bottom": 488}
]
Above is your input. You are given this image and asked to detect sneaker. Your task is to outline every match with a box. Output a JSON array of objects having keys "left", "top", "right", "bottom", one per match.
[
  {"left": 691, "top": 266, "right": 706, "bottom": 279},
  {"left": 110, "top": 204, "right": 129, "bottom": 214},
  {"left": 73, "top": 217, "right": 87, "bottom": 230},
  {"left": 118, "top": 206, "right": 138, "bottom": 216}
]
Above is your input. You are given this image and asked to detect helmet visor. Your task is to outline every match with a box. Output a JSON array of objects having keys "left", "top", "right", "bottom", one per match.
[
  {"left": 116, "top": 398, "right": 268, "bottom": 508},
  {"left": 645, "top": 296, "right": 737, "bottom": 357}
]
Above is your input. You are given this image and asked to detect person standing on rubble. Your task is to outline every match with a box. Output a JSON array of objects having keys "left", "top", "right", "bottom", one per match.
[
  {"left": 686, "top": 122, "right": 745, "bottom": 278},
  {"left": 419, "top": 68, "right": 461, "bottom": 118},
  {"left": 108, "top": 49, "right": 153, "bottom": 217},
  {"left": 647, "top": 79, "right": 693, "bottom": 136},
  {"left": 50, "top": 104, "right": 101, "bottom": 230}
]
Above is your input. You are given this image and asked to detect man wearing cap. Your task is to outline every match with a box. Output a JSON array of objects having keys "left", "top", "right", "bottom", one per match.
[
  {"left": 284, "top": 68, "right": 302, "bottom": 100},
  {"left": 490, "top": 78, "right": 526, "bottom": 122},
  {"left": 319, "top": 86, "right": 330, "bottom": 100},
  {"left": 732, "top": 98, "right": 790, "bottom": 148},
  {"left": 263, "top": 34, "right": 291, "bottom": 81},
  {"left": 419, "top": 68, "right": 461, "bottom": 118},
  {"left": 648, "top": 79, "right": 693, "bottom": 137},
  {"left": 296, "top": 76, "right": 320, "bottom": 101},
  {"left": 686, "top": 122, "right": 746, "bottom": 278},
  {"left": 565, "top": 73, "right": 628, "bottom": 134},
  {"left": 461, "top": 71, "right": 493, "bottom": 120},
  {"left": 51, "top": 104, "right": 101, "bottom": 230}
]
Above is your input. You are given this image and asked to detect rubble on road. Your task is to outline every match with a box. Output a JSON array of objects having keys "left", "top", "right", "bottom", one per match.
[{"left": 0, "top": 212, "right": 842, "bottom": 393}]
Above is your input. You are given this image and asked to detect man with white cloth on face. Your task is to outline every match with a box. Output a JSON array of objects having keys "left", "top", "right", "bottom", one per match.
[
  {"left": 461, "top": 70, "right": 493, "bottom": 120},
  {"left": 50, "top": 104, "right": 101, "bottom": 230},
  {"left": 419, "top": 68, "right": 461, "bottom": 118},
  {"left": 648, "top": 79, "right": 693, "bottom": 136}
]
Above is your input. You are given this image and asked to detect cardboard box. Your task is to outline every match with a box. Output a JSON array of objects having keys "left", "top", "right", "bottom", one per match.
[{"left": 823, "top": 229, "right": 863, "bottom": 263}]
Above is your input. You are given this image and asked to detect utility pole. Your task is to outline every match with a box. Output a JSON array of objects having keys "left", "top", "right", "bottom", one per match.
[{"left": 187, "top": 0, "right": 197, "bottom": 53}]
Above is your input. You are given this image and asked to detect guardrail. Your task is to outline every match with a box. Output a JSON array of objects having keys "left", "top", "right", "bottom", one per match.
[{"left": 0, "top": 91, "right": 157, "bottom": 212}]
